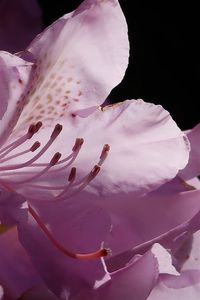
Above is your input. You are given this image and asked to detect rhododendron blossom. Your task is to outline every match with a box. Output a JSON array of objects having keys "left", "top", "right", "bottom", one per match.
[{"left": 0, "top": 0, "right": 200, "bottom": 299}]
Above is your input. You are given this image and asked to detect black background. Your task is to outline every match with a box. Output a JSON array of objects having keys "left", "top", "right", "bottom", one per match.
[{"left": 37, "top": 1, "right": 199, "bottom": 130}]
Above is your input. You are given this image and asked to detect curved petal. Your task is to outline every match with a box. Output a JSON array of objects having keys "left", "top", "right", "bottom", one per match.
[
  {"left": 74, "top": 248, "right": 159, "bottom": 300},
  {"left": 179, "top": 123, "right": 200, "bottom": 180},
  {"left": 43, "top": 99, "right": 188, "bottom": 197},
  {"left": 18, "top": 198, "right": 111, "bottom": 298},
  {"left": 0, "top": 52, "right": 32, "bottom": 146},
  {"left": 12, "top": 99, "right": 189, "bottom": 200},
  {"left": 0, "top": 0, "right": 42, "bottom": 53},
  {"left": 147, "top": 274, "right": 200, "bottom": 300},
  {"left": 103, "top": 188, "right": 200, "bottom": 270},
  {"left": 17, "top": 0, "right": 129, "bottom": 127},
  {"left": 0, "top": 228, "right": 43, "bottom": 299}
]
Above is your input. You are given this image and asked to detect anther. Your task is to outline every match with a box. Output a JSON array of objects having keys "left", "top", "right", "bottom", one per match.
[
  {"left": 51, "top": 124, "right": 63, "bottom": 139},
  {"left": 30, "top": 141, "right": 41, "bottom": 152},
  {"left": 27, "top": 124, "right": 36, "bottom": 139},
  {"left": 100, "top": 144, "right": 110, "bottom": 160},
  {"left": 99, "top": 144, "right": 110, "bottom": 166},
  {"left": 72, "top": 138, "right": 84, "bottom": 152},
  {"left": 35, "top": 121, "right": 43, "bottom": 132},
  {"left": 88, "top": 165, "right": 101, "bottom": 180},
  {"left": 68, "top": 167, "right": 76, "bottom": 182},
  {"left": 50, "top": 152, "right": 62, "bottom": 166}
]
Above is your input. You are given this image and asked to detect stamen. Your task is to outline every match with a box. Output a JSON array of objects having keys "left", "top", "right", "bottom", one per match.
[
  {"left": 0, "top": 142, "right": 41, "bottom": 164},
  {"left": 68, "top": 167, "right": 76, "bottom": 182},
  {"left": 30, "top": 138, "right": 84, "bottom": 168},
  {"left": 8, "top": 152, "right": 62, "bottom": 185},
  {"left": 28, "top": 204, "right": 110, "bottom": 260},
  {"left": 0, "top": 122, "right": 42, "bottom": 159},
  {"left": 0, "top": 124, "right": 62, "bottom": 171},
  {"left": 56, "top": 165, "right": 101, "bottom": 201},
  {"left": 98, "top": 144, "right": 110, "bottom": 166}
]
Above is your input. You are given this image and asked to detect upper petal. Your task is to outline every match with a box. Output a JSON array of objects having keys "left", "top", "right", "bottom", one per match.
[
  {"left": 0, "top": 52, "right": 32, "bottom": 146},
  {"left": 17, "top": 0, "right": 129, "bottom": 127}
]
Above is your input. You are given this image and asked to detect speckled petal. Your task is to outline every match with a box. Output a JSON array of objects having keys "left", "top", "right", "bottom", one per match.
[
  {"left": 0, "top": 52, "right": 32, "bottom": 146},
  {"left": 17, "top": 0, "right": 129, "bottom": 127}
]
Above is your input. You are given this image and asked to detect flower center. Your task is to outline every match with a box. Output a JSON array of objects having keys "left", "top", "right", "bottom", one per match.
[{"left": 0, "top": 122, "right": 111, "bottom": 260}]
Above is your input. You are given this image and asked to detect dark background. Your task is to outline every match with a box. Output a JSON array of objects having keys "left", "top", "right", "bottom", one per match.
[{"left": 37, "top": 1, "right": 199, "bottom": 130}]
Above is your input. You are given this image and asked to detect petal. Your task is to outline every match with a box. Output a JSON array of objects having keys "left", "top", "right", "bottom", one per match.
[
  {"left": 18, "top": 198, "right": 111, "bottom": 298},
  {"left": 104, "top": 188, "right": 200, "bottom": 269},
  {"left": 0, "top": 52, "right": 32, "bottom": 146},
  {"left": 0, "top": 228, "right": 43, "bottom": 299},
  {"left": 17, "top": 0, "right": 129, "bottom": 127},
  {"left": 15, "top": 99, "right": 189, "bottom": 200},
  {"left": 0, "top": 286, "right": 3, "bottom": 300},
  {"left": 179, "top": 123, "right": 200, "bottom": 180},
  {"left": 53, "top": 99, "right": 189, "bottom": 197},
  {"left": 0, "top": 190, "right": 28, "bottom": 226},
  {"left": 0, "top": 0, "right": 42, "bottom": 53},
  {"left": 74, "top": 248, "right": 159, "bottom": 300},
  {"left": 19, "top": 286, "right": 60, "bottom": 300},
  {"left": 147, "top": 274, "right": 200, "bottom": 300}
]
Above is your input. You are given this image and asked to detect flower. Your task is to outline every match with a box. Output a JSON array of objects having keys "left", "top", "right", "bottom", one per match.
[{"left": 0, "top": 0, "right": 195, "bottom": 299}]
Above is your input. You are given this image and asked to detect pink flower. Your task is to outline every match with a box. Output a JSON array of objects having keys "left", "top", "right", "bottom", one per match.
[{"left": 0, "top": 0, "right": 193, "bottom": 299}]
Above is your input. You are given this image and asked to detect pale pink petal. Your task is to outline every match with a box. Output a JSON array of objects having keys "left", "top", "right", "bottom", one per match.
[
  {"left": 12, "top": 99, "right": 189, "bottom": 200},
  {"left": 147, "top": 274, "right": 200, "bottom": 300},
  {"left": 18, "top": 198, "right": 111, "bottom": 298},
  {"left": 44, "top": 99, "right": 188, "bottom": 197},
  {"left": 151, "top": 243, "right": 179, "bottom": 276},
  {"left": 179, "top": 123, "right": 200, "bottom": 180},
  {"left": 17, "top": 0, "right": 129, "bottom": 127},
  {"left": 0, "top": 228, "right": 43, "bottom": 299},
  {"left": 0, "top": 52, "right": 32, "bottom": 146}
]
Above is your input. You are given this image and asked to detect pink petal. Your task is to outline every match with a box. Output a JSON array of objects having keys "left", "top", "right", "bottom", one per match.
[
  {"left": 0, "top": 190, "right": 28, "bottom": 226},
  {"left": 19, "top": 286, "right": 60, "bottom": 300},
  {"left": 0, "top": 228, "right": 43, "bottom": 299},
  {"left": 17, "top": 0, "right": 129, "bottom": 127},
  {"left": 103, "top": 188, "right": 200, "bottom": 270},
  {"left": 179, "top": 123, "right": 200, "bottom": 180},
  {"left": 18, "top": 198, "right": 111, "bottom": 298},
  {"left": 0, "top": 52, "right": 32, "bottom": 146},
  {"left": 147, "top": 274, "right": 200, "bottom": 300},
  {"left": 74, "top": 248, "right": 159, "bottom": 300},
  {"left": 54, "top": 99, "right": 189, "bottom": 197},
  {"left": 0, "top": 286, "right": 3, "bottom": 300},
  {"left": 0, "top": 0, "right": 42, "bottom": 53}
]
